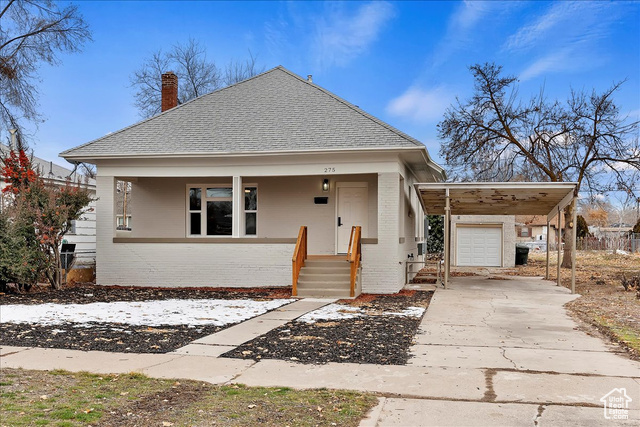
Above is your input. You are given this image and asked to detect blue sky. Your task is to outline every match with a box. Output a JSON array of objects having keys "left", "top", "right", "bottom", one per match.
[{"left": 16, "top": 1, "right": 640, "bottom": 170}]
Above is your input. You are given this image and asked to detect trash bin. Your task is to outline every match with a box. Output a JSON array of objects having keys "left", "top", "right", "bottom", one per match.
[{"left": 515, "top": 244, "right": 530, "bottom": 265}]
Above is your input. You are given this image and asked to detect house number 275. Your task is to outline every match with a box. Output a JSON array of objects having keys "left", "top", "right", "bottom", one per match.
[{"left": 324, "top": 167, "right": 335, "bottom": 173}]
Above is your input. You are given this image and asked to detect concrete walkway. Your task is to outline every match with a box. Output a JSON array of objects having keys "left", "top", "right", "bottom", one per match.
[
  {"left": 173, "top": 298, "right": 335, "bottom": 357},
  {"left": 2, "top": 277, "right": 639, "bottom": 426}
]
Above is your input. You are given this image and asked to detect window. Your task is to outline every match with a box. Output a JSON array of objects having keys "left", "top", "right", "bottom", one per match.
[
  {"left": 244, "top": 186, "right": 257, "bottom": 235},
  {"left": 188, "top": 185, "right": 233, "bottom": 236},
  {"left": 116, "top": 215, "right": 132, "bottom": 230},
  {"left": 69, "top": 220, "right": 77, "bottom": 235}
]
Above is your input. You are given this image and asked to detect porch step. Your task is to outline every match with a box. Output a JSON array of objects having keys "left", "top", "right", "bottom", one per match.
[
  {"left": 298, "top": 273, "right": 351, "bottom": 282},
  {"left": 296, "top": 287, "right": 355, "bottom": 298},
  {"left": 295, "top": 257, "right": 361, "bottom": 298},
  {"left": 303, "top": 259, "right": 349, "bottom": 268}
]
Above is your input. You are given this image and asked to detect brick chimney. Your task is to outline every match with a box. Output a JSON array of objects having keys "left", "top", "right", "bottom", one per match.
[{"left": 161, "top": 71, "right": 178, "bottom": 112}]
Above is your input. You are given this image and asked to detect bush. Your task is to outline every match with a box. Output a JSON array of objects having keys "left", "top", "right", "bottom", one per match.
[
  {"left": 621, "top": 275, "right": 640, "bottom": 300},
  {"left": 1, "top": 149, "right": 92, "bottom": 291},
  {"left": 426, "top": 215, "right": 444, "bottom": 253}
]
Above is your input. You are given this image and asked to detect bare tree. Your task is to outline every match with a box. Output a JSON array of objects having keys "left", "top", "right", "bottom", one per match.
[
  {"left": 0, "top": 0, "right": 91, "bottom": 148},
  {"left": 130, "top": 38, "right": 264, "bottom": 118},
  {"left": 438, "top": 63, "right": 640, "bottom": 268}
]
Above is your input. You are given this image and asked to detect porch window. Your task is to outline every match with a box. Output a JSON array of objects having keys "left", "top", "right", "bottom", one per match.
[
  {"left": 188, "top": 186, "right": 233, "bottom": 236},
  {"left": 244, "top": 186, "right": 258, "bottom": 235}
]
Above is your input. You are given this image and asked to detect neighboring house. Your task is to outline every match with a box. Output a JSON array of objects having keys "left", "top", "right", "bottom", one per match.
[
  {"left": 515, "top": 214, "right": 565, "bottom": 250},
  {"left": 451, "top": 215, "right": 516, "bottom": 267},
  {"left": 590, "top": 224, "right": 633, "bottom": 239},
  {"left": 0, "top": 144, "right": 97, "bottom": 266},
  {"left": 60, "top": 66, "right": 445, "bottom": 295}
]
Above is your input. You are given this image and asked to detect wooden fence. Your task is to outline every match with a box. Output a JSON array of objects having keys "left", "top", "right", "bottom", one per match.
[{"left": 576, "top": 234, "right": 640, "bottom": 252}]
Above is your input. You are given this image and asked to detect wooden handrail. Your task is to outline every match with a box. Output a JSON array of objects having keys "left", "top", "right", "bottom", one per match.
[
  {"left": 346, "top": 226, "right": 362, "bottom": 297},
  {"left": 291, "top": 226, "right": 307, "bottom": 296}
]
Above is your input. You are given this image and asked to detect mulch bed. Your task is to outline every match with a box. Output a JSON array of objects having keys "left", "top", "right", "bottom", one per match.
[
  {"left": 0, "top": 284, "right": 291, "bottom": 354},
  {"left": 223, "top": 290, "right": 433, "bottom": 365},
  {"left": 1, "top": 284, "right": 434, "bottom": 364}
]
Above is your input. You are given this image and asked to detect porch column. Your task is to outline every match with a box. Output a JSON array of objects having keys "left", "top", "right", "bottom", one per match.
[
  {"left": 571, "top": 197, "right": 577, "bottom": 294},
  {"left": 443, "top": 189, "right": 451, "bottom": 289},
  {"left": 557, "top": 207, "right": 562, "bottom": 287},
  {"left": 232, "top": 176, "right": 242, "bottom": 237},
  {"left": 545, "top": 219, "right": 550, "bottom": 280}
]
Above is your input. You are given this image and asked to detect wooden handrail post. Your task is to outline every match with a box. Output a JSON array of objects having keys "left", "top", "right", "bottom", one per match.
[
  {"left": 348, "top": 226, "right": 362, "bottom": 297},
  {"left": 292, "top": 226, "right": 308, "bottom": 296}
]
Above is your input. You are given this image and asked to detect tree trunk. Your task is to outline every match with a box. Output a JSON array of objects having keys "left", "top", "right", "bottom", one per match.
[
  {"left": 51, "top": 244, "right": 62, "bottom": 289},
  {"left": 561, "top": 202, "right": 574, "bottom": 269}
]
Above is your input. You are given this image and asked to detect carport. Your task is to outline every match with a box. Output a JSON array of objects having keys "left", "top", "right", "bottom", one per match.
[{"left": 414, "top": 182, "right": 579, "bottom": 293}]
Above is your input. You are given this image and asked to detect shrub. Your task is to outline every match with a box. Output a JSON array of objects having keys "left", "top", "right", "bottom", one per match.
[
  {"left": 621, "top": 275, "right": 640, "bottom": 300},
  {"left": 1, "top": 149, "right": 92, "bottom": 291}
]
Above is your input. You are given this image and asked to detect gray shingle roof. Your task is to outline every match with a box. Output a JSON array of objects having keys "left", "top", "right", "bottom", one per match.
[{"left": 61, "top": 66, "right": 426, "bottom": 159}]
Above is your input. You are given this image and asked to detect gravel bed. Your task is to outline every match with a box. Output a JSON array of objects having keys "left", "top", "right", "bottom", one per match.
[
  {"left": 223, "top": 290, "right": 433, "bottom": 365},
  {"left": 0, "top": 323, "right": 223, "bottom": 353}
]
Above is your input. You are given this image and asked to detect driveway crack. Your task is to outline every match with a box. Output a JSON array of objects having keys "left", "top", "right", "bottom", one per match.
[
  {"left": 533, "top": 404, "right": 546, "bottom": 425},
  {"left": 501, "top": 347, "right": 517, "bottom": 369}
]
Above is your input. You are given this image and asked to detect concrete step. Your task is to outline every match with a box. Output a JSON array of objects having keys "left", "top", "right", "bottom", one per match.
[
  {"left": 304, "top": 259, "right": 349, "bottom": 268},
  {"left": 301, "top": 266, "right": 351, "bottom": 275},
  {"left": 297, "top": 279, "right": 350, "bottom": 289},
  {"left": 296, "top": 287, "right": 353, "bottom": 298},
  {"left": 298, "top": 273, "right": 351, "bottom": 282}
]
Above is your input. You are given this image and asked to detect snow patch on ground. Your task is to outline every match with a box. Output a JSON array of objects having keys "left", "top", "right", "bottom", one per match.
[
  {"left": 383, "top": 306, "right": 425, "bottom": 317},
  {"left": 296, "top": 304, "right": 425, "bottom": 324},
  {"left": 297, "top": 304, "right": 363, "bottom": 323},
  {"left": 0, "top": 299, "right": 295, "bottom": 327}
]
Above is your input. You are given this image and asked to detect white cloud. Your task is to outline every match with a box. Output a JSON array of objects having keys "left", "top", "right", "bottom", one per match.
[
  {"left": 518, "top": 48, "right": 572, "bottom": 82},
  {"left": 503, "top": 2, "right": 579, "bottom": 53},
  {"left": 386, "top": 85, "right": 453, "bottom": 122},
  {"left": 505, "top": 2, "right": 624, "bottom": 81},
  {"left": 429, "top": 1, "right": 494, "bottom": 69},
  {"left": 313, "top": 2, "right": 395, "bottom": 68}
]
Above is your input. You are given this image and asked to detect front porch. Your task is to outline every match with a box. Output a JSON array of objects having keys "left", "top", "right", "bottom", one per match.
[{"left": 96, "top": 168, "right": 426, "bottom": 293}]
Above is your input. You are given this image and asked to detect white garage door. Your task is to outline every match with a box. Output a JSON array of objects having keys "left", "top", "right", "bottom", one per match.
[{"left": 456, "top": 226, "right": 502, "bottom": 267}]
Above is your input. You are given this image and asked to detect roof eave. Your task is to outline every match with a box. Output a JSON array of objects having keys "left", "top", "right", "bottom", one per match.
[{"left": 61, "top": 145, "right": 440, "bottom": 163}]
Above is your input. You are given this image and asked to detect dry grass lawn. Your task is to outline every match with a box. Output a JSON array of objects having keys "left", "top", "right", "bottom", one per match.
[
  {"left": 0, "top": 369, "right": 378, "bottom": 426},
  {"left": 510, "top": 251, "right": 640, "bottom": 360}
]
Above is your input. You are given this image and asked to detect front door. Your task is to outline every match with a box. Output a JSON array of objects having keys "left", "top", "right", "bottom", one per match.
[{"left": 336, "top": 184, "right": 368, "bottom": 253}]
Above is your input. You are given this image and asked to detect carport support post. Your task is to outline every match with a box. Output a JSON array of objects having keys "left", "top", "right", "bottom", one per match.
[
  {"left": 571, "top": 197, "right": 577, "bottom": 294},
  {"left": 556, "top": 207, "right": 562, "bottom": 287},
  {"left": 545, "top": 218, "right": 550, "bottom": 280},
  {"left": 443, "top": 189, "right": 451, "bottom": 289}
]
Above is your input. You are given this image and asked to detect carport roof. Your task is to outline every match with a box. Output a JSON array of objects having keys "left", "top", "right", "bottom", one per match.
[{"left": 414, "top": 182, "right": 577, "bottom": 220}]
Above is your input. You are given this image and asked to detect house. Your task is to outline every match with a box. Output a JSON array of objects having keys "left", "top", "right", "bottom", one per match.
[
  {"left": 60, "top": 66, "right": 445, "bottom": 296},
  {"left": 450, "top": 215, "right": 515, "bottom": 267},
  {"left": 515, "top": 214, "right": 565, "bottom": 251},
  {"left": 1, "top": 144, "right": 96, "bottom": 266}
]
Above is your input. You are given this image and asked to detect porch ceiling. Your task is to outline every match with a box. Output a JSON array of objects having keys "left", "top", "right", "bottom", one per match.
[{"left": 414, "top": 182, "right": 577, "bottom": 219}]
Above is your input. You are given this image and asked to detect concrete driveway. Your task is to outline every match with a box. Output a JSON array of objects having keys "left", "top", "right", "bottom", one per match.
[{"left": 368, "top": 276, "right": 640, "bottom": 426}]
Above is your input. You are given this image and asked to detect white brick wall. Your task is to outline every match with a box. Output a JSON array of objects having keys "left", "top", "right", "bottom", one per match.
[
  {"left": 98, "top": 242, "right": 294, "bottom": 287},
  {"left": 361, "top": 172, "right": 402, "bottom": 293}
]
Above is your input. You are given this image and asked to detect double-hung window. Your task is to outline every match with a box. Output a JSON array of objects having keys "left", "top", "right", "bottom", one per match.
[
  {"left": 244, "top": 185, "right": 257, "bottom": 236},
  {"left": 188, "top": 185, "right": 233, "bottom": 236}
]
